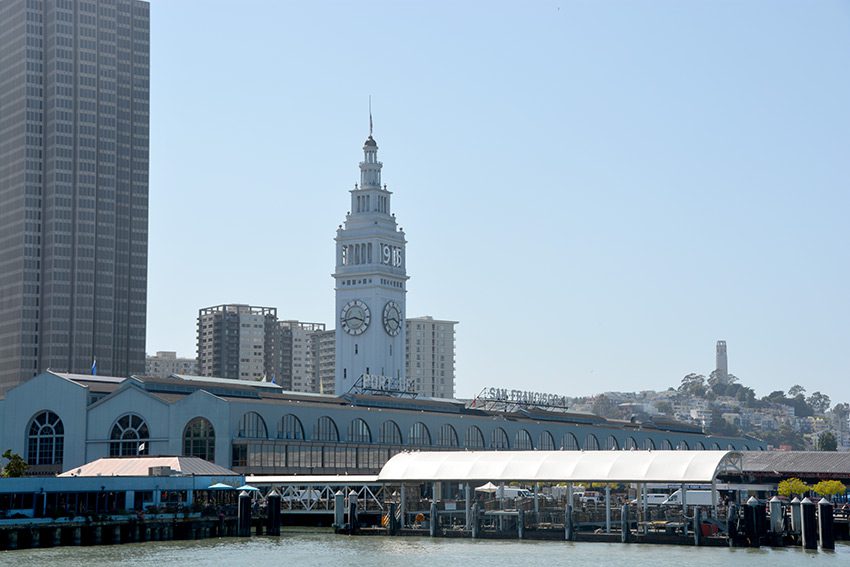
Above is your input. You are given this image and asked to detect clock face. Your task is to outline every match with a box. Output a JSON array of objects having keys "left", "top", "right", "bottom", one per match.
[
  {"left": 341, "top": 300, "right": 370, "bottom": 335},
  {"left": 383, "top": 301, "right": 402, "bottom": 336}
]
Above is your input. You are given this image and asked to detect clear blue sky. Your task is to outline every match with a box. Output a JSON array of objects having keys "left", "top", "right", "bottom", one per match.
[{"left": 146, "top": 1, "right": 850, "bottom": 403}]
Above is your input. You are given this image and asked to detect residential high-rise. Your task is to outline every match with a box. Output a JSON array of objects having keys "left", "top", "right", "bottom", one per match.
[
  {"left": 715, "top": 340, "right": 728, "bottom": 383},
  {"left": 333, "top": 130, "right": 408, "bottom": 394},
  {"left": 312, "top": 328, "right": 335, "bottom": 394},
  {"left": 279, "top": 320, "right": 325, "bottom": 392},
  {"left": 405, "top": 316, "right": 457, "bottom": 399},
  {"left": 196, "top": 305, "right": 280, "bottom": 381},
  {"left": 0, "top": 0, "right": 150, "bottom": 392},
  {"left": 144, "top": 351, "right": 197, "bottom": 378}
]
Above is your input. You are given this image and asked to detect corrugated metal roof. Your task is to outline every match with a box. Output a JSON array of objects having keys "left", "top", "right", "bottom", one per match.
[
  {"left": 59, "top": 456, "right": 239, "bottom": 477},
  {"left": 53, "top": 372, "right": 126, "bottom": 384},
  {"left": 378, "top": 450, "right": 741, "bottom": 483},
  {"left": 742, "top": 451, "right": 850, "bottom": 475}
]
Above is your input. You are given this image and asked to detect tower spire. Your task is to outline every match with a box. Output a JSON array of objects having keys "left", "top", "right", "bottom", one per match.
[{"left": 369, "top": 95, "right": 373, "bottom": 136}]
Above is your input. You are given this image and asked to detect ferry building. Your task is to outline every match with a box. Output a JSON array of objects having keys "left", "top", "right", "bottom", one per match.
[{"left": 0, "top": 133, "right": 764, "bottom": 476}]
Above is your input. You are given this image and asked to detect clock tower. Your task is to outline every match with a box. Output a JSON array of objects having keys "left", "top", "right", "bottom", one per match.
[{"left": 334, "top": 130, "right": 408, "bottom": 395}]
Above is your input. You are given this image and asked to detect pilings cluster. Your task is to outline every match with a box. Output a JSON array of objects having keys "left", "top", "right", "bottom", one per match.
[
  {"left": 350, "top": 488, "right": 843, "bottom": 553},
  {"left": 0, "top": 489, "right": 285, "bottom": 551}
]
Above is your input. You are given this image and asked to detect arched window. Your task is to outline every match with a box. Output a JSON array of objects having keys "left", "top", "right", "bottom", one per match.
[
  {"left": 380, "top": 420, "right": 402, "bottom": 445},
  {"left": 644, "top": 438, "right": 656, "bottom": 450},
  {"left": 348, "top": 418, "right": 371, "bottom": 443},
  {"left": 27, "top": 410, "right": 64, "bottom": 465},
  {"left": 677, "top": 440, "right": 689, "bottom": 450},
  {"left": 711, "top": 442, "right": 722, "bottom": 450},
  {"left": 583, "top": 434, "right": 599, "bottom": 450},
  {"left": 514, "top": 429, "right": 533, "bottom": 450},
  {"left": 607, "top": 435, "right": 619, "bottom": 450},
  {"left": 237, "top": 412, "right": 268, "bottom": 439},
  {"left": 315, "top": 416, "right": 339, "bottom": 442},
  {"left": 561, "top": 432, "right": 579, "bottom": 450},
  {"left": 465, "top": 426, "right": 485, "bottom": 449},
  {"left": 278, "top": 414, "right": 304, "bottom": 440},
  {"left": 742, "top": 444, "right": 750, "bottom": 451},
  {"left": 727, "top": 443, "right": 735, "bottom": 450},
  {"left": 409, "top": 422, "right": 431, "bottom": 446},
  {"left": 625, "top": 437, "right": 638, "bottom": 450},
  {"left": 491, "top": 427, "right": 509, "bottom": 450},
  {"left": 109, "top": 414, "right": 149, "bottom": 457},
  {"left": 538, "top": 431, "right": 555, "bottom": 451},
  {"left": 695, "top": 441, "right": 706, "bottom": 451},
  {"left": 437, "top": 424, "right": 458, "bottom": 448},
  {"left": 662, "top": 440, "right": 673, "bottom": 450},
  {"left": 183, "top": 417, "right": 215, "bottom": 462}
]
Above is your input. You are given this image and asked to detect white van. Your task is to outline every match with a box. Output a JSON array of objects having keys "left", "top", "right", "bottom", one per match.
[
  {"left": 496, "top": 487, "right": 532, "bottom": 499},
  {"left": 630, "top": 493, "right": 669, "bottom": 506},
  {"left": 661, "top": 489, "right": 718, "bottom": 506}
]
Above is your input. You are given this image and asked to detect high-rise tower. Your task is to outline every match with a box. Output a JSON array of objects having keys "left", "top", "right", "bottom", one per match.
[
  {"left": 0, "top": 0, "right": 150, "bottom": 392},
  {"left": 333, "top": 130, "right": 408, "bottom": 394},
  {"left": 715, "top": 340, "right": 728, "bottom": 383}
]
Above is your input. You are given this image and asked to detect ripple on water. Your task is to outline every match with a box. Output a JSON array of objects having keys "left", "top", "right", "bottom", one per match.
[{"left": 4, "top": 531, "right": 849, "bottom": 567}]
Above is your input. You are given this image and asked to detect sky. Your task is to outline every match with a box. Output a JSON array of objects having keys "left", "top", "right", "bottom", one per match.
[{"left": 146, "top": 1, "right": 850, "bottom": 403}]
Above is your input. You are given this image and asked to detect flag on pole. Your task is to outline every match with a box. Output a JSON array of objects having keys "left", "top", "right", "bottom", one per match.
[
  {"left": 91, "top": 358, "right": 97, "bottom": 376},
  {"left": 138, "top": 442, "right": 146, "bottom": 453}
]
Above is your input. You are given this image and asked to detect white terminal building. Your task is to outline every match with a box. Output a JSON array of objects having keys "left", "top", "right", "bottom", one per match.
[{"left": 0, "top": 130, "right": 764, "bottom": 478}]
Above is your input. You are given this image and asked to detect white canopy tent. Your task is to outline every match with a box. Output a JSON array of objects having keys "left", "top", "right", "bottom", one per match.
[
  {"left": 377, "top": 450, "right": 742, "bottom": 531},
  {"left": 377, "top": 450, "right": 742, "bottom": 484}
]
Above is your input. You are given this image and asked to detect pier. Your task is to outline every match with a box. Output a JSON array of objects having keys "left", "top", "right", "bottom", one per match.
[{"left": 330, "top": 450, "right": 846, "bottom": 551}]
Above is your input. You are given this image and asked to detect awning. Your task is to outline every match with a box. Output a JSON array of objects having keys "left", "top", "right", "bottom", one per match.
[{"left": 377, "top": 450, "right": 742, "bottom": 484}]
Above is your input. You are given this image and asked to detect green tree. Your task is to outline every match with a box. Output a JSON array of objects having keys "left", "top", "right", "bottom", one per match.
[
  {"left": 812, "top": 480, "right": 846, "bottom": 500},
  {"left": 755, "top": 426, "right": 806, "bottom": 450},
  {"left": 678, "top": 373, "right": 706, "bottom": 397},
  {"left": 1, "top": 449, "right": 28, "bottom": 478},
  {"left": 788, "top": 385, "right": 806, "bottom": 398},
  {"left": 778, "top": 477, "right": 810, "bottom": 498},
  {"left": 807, "top": 392, "right": 831, "bottom": 414},
  {"left": 817, "top": 431, "right": 838, "bottom": 451}
]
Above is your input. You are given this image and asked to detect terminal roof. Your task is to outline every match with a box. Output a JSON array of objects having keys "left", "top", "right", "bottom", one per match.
[{"left": 59, "top": 456, "right": 239, "bottom": 477}]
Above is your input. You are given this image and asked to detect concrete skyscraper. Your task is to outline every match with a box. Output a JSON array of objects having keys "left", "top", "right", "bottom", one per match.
[{"left": 0, "top": 0, "right": 150, "bottom": 392}]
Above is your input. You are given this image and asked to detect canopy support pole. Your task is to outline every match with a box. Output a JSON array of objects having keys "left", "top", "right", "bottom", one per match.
[
  {"left": 711, "top": 477, "right": 718, "bottom": 519},
  {"left": 465, "top": 483, "right": 471, "bottom": 530},
  {"left": 400, "top": 485, "right": 406, "bottom": 529}
]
